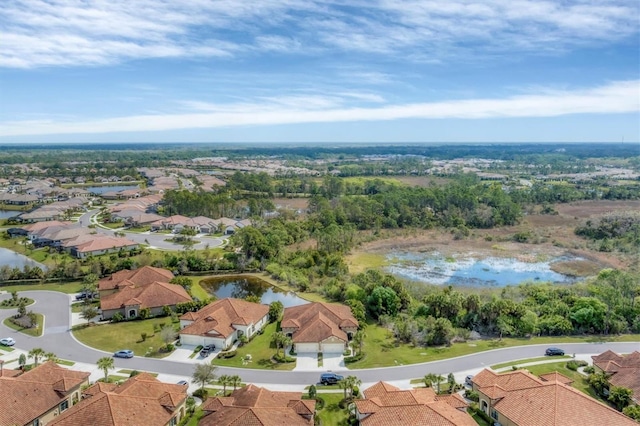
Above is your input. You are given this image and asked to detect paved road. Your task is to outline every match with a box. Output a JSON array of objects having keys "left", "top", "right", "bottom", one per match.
[
  {"left": 79, "top": 210, "right": 225, "bottom": 251},
  {"left": 1, "top": 291, "right": 638, "bottom": 386}
]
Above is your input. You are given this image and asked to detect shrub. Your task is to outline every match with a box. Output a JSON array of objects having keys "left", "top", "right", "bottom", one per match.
[
  {"left": 273, "top": 353, "right": 295, "bottom": 363},
  {"left": 465, "top": 390, "right": 480, "bottom": 402},
  {"left": 344, "top": 352, "right": 365, "bottom": 364},
  {"left": 218, "top": 350, "right": 237, "bottom": 359},
  {"left": 129, "top": 370, "right": 140, "bottom": 377},
  {"left": 111, "top": 312, "right": 124, "bottom": 323},
  {"left": 193, "top": 388, "right": 208, "bottom": 399},
  {"left": 566, "top": 360, "right": 588, "bottom": 371},
  {"left": 165, "top": 343, "right": 175, "bottom": 351},
  {"left": 140, "top": 332, "right": 147, "bottom": 341},
  {"left": 583, "top": 366, "right": 595, "bottom": 374},
  {"left": 314, "top": 396, "right": 325, "bottom": 410}
]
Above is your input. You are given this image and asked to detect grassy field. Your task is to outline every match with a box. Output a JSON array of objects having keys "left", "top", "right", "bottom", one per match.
[
  {"left": 348, "top": 324, "right": 640, "bottom": 369},
  {"left": 212, "top": 322, "right": 295, "bottom": 371},
  {"left": 345, "top": 252, "right": 388, "bottom": 275},
  {"left": 490, "top": 355, "right": 571, "bottom": 369},
  {"left": 3, "top": 313, "right": 43, "bottom": 337},
  {"left": 0, "top": 281, "right": 83, "bottom": 294},
  {"left": 73, "top": 317, "right": 179, "bottom": 358},
  {"left": 316, "top": 393, "right": 350, "bottom": 426}
]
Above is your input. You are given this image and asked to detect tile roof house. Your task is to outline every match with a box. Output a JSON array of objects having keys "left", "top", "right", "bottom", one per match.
[
  {"left": 198, "top": 384, "right": 315, "bottom": 426},
  {"left": 49, "top": 373, "right": 188, "bottom": 426},
  {"left": 98, "top": 266, "right": 175, "bottom": 297},
  {"left": 354, "top": 381, "right": 476, "bottom": 426},
  {"left": 592, "top": 350, "right": 640, "bottom": 404},
  {"left": 472, "top": 368, "right": 637, "bottom": 426},
  {"left": 0, "top": 361, "right": 90, "bottom": 426},
  {"left": 179, "top": 298, "right": 269, "bottom": 350},
  {"left": 101, "top": 280, "right": 192, "bottom": 320},
  {"left": 281, "top": 302, "right": 358, "bottom": 354}
]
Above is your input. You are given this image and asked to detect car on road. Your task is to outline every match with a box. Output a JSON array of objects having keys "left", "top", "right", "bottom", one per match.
[
  {"left": 0, "top": 337, "right": 15, "bottom": 346},
  {"left": 465, "top": 375, "right": 474, "bottom": 386},
  {"left": 200, "top": 344, "right": 215, "bottom": 357},
  {"left": 177, "top": 380, "right": 189, "bottom": 386},
  {"left": 545, "top": 347, "right": 565, "bottom": 356},
  {"left": 114, "top": 349, "right": 134, "bottom": 358},
  {"left": 320, "top": 372, "right": 344, "bottom": 385}
]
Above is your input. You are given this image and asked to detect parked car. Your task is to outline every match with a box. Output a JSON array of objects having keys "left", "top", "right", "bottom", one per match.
[
  {"left": 320, "top": 372, "right": 344, "bottom": 385},
  {"left": 114, "top": 349, "right": 134, "bottom": 358},
  {"left": 0, "top": 337, "right": 15, "bottom": 346},
  {"left": 177, "top": 380, "right": 189, "bottom": 386},
  {"left": 545, "top": 347, "right": 565, "bottom": 356},
  {"left": 200, "top": 344, "right": 215, "bottom": 357},
  {"left": 465, "top": 375, "right": 474, "bottom": 386}
]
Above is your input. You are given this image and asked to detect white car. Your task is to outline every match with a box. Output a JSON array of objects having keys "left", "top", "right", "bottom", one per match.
[{"left": 0, "top": 337, "right": 16, "bottom": 346}]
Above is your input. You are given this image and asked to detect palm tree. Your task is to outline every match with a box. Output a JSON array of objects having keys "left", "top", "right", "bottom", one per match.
[
  {"left": 434, "top": 374, "right": 444, "bottom": 394},
  {"left": 352, "top": 330, "right": 366, "bottom": 355},
  {"left": 345, "top": 375, "right": 362, "bottom": 398},
  {"left": 97, "top": 356, "right": 114, "bottom": 383},
  {"left": 230, "top": 375, "right": 242, "bottom": 391},
  {"left": 44, "top": 352, "right": 59, "bottom": 363},
  {"left": 192, "top": 363, "right": 217, "bottom": 390},
  {"left": 271, "top": 331, "right": 286, "bottom": 357},
  {"left": 339, "top": 377, "right": 349, "bottom": 399},
  {"left": 28, "top": 348, "right": 45, "bottom": 367},
  {"left": 218, "top": 375, "right": 231, "bottom": 394}
]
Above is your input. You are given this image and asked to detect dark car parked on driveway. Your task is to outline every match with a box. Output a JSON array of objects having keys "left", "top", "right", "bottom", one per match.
[
  {"left": 545, "top": 347, "right": 565, "bottom": 356},
  {"left": 200, "top": 344, "right": 215, "bottom": 357}
]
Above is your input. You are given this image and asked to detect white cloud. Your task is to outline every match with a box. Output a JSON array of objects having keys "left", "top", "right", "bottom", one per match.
[
  {"left": 1, "top": 80, "right": 637, "bottom": 136},
  {"left": 0, "top": 0, "right": 637, "bottom": 68}
]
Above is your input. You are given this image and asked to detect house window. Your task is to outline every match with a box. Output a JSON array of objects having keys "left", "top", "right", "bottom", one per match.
[
  {"left": 169, "top": 416, "right": 177, "bottom": 426},
  {"left": 128, "top": 309, "right": 136, "bottom": 318},
  {"left": 481, "top": 400, "right": 488, "bottom": 413},
  {"left": 491, "top": 410, "right": 498, "bottom": 420},
  {"left": 60, "top": 400, "right": 69, "bottom": 412},
  {"left": 32, "top": 420, "right": 40, "bottom": 426}
]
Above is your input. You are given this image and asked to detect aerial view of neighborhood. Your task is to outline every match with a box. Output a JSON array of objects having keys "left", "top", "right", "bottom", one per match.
[
  {"left": 0, "top": 142, "right": 638, "bottom": 426},
  {"left": 1, "top": 0, "right": 639, "bottom": 425}
]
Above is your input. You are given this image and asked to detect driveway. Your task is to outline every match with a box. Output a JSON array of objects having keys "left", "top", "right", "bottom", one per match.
[
  {"left": 293, "top": 353, "right": 318, "bottom": 371},
  {"left": 323, "top": 353, "right": 345, "bottom": 371}
]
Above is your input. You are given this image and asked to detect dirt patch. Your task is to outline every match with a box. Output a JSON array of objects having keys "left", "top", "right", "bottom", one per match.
[
  {"left": 392, "top": 176, "right": 453, "bottom": 187},
  {"left": 555, "top": 200, "right": 640, "bottom": 219},
  {"left": 272, "top": 197, "right": 309, "bottom": 210}
]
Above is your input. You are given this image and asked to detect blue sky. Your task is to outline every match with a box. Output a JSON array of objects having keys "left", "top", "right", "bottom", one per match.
[{"left": 0, "top": 0, "right": 638, "bottom": 143}]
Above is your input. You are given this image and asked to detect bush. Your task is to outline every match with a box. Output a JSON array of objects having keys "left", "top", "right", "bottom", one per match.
[
  {"left": 129, "top": 370, "right": 140, "bottom": 377},
  {"left": 344, "top": 352, "right": 365, "bottom": 364},
  {"left": 165, "top": 343, "right": 175, "bottom": 352},
  {"left": 218, "top": 350, "right": 237, "bottom": 359},
  {"left": 583, "top": 366, "right": 595, "bottom": 374},
  {"left": 273, "top": 353, "right": 295, "bottom": 363},
  {"left": 465, "top": 389, "right": 480, "bottom": 402},
  {"left": 314, "top": 396, "right": 325, "bottom": 410},
  {"left": 566, "top": 360, "right": 588, "bottom": 371},
  {"left": 111, "top": 312, "right": 124, "bottom": 323},
  {"left": 193, "top": 388, "right": 208, "bottom": 399}
]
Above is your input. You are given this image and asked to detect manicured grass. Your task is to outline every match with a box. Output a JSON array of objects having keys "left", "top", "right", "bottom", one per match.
[
  {"left": 57, "top": 359, "right": 75, "bottom": 366},
  {"left": 183, "top": 408, "right": 205, "bottom": 426},
  {"left": 472, "top": 412, "right": 492, "bottom": 426},
  {"left": 348, "top": 324, "right": 640, "bottom": 369},
  {"left": 316, "top": 393, "right": 350, "bottom": 426},
  {"left": 491, "top": 355, "right": 571, "bottom": 370},
  {"left": 184, "top": 277, "right": 210, "bottom": 302},
  {"left": 3, "top": 313, "right": 43, "bottom": 337},
  {"left": 71, "top": 300, "right": 99, "bottom": 313},
  {"left": 73, "top": 317, "right": 179, "bottom": 358},
  {"left": 0, "top": 346, "right": 15, "bottom": 353},
  {"left": 212, "top": 322, "right": 295, "bottom": 370},
  {"left": 0, "top": 281, "right": 83, "bottom": 294}
]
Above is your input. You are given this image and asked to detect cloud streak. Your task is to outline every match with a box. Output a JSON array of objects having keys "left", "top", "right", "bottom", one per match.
[
  {"left": 1, "top": 80, "right": 636, "bottom": 137},
  {"left": 1, "top": 0, "right": 637, "bottom": 68}
]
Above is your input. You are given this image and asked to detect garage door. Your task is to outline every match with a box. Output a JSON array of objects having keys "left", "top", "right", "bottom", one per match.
[
  {"left": 296, "top": 343, "right": 319, "bottom": 353},
  {"left": 321, "top": 343, "right": 345, "bottom": 353}
]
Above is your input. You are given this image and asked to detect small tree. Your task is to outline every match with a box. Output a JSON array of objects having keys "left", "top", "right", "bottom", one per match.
[
  {"left": 160, "top": 325, "right": 177, "bottom": 350},
  {"left": 447, "top": 373, "right": 457, "bottom": 393},
  {"left": 80, "top": 305, "right": 99, "bottom": 325},
  {"left": 192, "top": 363, "right": 217, "bottom": 390},
  {"left": 230, "top": 375, "right": 242, "bottom": 391},
  {"left": 345, "top": 375, "right": 362, "bottom": 398},
  {"left": 11, "top": 291, "right": 18, "bottom": 303},
  {"left": 218, "top": 375, "right": 231, "bottom": 394},
  {"left": 308, "top": 384, "right": 317, "bottom": 399},
  {"left": 17, "top": 300, "right": 26, "bottom": 317},
  {"left": 608, "top": 386, "right": 633, "bottom": 411},
  {"left": 271, "top": 331, "right": 286, "bottom": 357},
  {"left": 28, "top": 348, "right": 45, "bottom": 367},
  {"left": 97, "top": 356, "right": 114, "bottom": 383},
  {"left": 44, "top": 352, "right": 59, "bottom": 363},
  {"left": 18, "top": 353, "right": 26, "bottom": 369},
  {"left": 268, "top": 301, "right": 284, "bottom": 323}
]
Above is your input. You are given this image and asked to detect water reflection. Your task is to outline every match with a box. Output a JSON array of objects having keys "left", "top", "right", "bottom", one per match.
[
  {"left": 200, "top": 275, "right": 308, "bottom": 307},
  {"left": 0, "top": 247, "right": 47, "bottom": 270}
]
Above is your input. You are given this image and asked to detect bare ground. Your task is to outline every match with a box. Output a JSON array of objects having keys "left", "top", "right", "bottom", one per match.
[{"left": 349, "top": 200, "right": 640, "bottom": 275}]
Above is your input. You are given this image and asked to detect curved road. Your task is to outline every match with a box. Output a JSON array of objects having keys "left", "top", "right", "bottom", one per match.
[
  {"left": 2, "top": 291, "right": 638, "bottom": 385},
  {"left": 79, "top": 210, "right": 225, "bottom": 251}
]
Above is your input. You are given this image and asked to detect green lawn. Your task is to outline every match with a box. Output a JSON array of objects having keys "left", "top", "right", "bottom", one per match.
[
  {"left": 348, "top": 324, "right": 640, "bottom": 369},
  {"left": 3, "top": 313, "right": 43, "bottom": 337},
  {"left": 491, "top": 355, "right": 571, "bottom": 369},
  {"left": 0, "top": 298, "right": 34, "bottom": 309},
  {"left": 0, "top": 281, "right": 83, "bottom": 294},
  {"left": 316, "top": 393, "right": 350, "bottom": 426},
  {"left": 73, "top": 317, "right": 179, "bottom": 358},
  {"left": 0, "top": 345, "right": 15, "bottom": 353},
  {"left": 212, "top": 322, "right": 295, "bottom": 370},
  {"left": 71, "top": 300, "right": 100, "bottom": 313}
]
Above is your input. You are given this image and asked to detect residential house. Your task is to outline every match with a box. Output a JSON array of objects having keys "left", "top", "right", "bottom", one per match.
[
  {"left": 100, "top": 280, "right": 192, "bottom": 320},
  {"left": 214, "top": 217, "right": 252, "bottom": 235},
  {"left": 49, "top": 372, "right": 188, "bottom": 426},
  {"left": 0, "top": 193, "right": 40, "bottom": 206},
  {"left": 98, "top": 266, "right": 175, "bottom": 298},
  {"left": 179, "top": 298, "right": 269, "bottom": 350},
  {"left": 281, "top": 302, "right": 358, "bottom": 354},
  {"left": 0, "top": 361, "right": 90, "bottom": 426},
  {"left": 592, "top": 350, "right": 640, "bottom": 404},
  {"left": 472, "top": 368, "right": 637, "bottom": 426},
  {"left": 198, "top": 384, "right": 315, "bottom": 426},
  {"left": 67, "top": 235, "right": 140, "bottom": 259},
  {"left": 354, "top": 381, "right": 475, "bottom": 426}
]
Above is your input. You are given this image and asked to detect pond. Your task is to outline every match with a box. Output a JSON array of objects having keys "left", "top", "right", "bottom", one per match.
[
  {"left": 82, "top": 185, "right": 139, "bottom": 195},
  {"left": 200, "top": 275, "right": 308, "bottom": 307},
  {"left": 0, "top": 247, "right": 47, "bottom": 271},
  {"left": 0, "top": 209, "right": 20, "bottom": 220},
  {"left": 386, "top": 251, "right": 578, "bottom": 287}
]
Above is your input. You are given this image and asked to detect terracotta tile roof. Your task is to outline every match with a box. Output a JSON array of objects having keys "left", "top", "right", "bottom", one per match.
[
  {"left": 179, "top": 298, "right": 269, "bottom": 339},
  {"left": 539, "top": 372, "right": 574, "bottom": 385},
  {"left": 475, "top": 368, "right": 637, "bottom": 426},
  {"left": 281, "top": 302, "right": 358, "bottom": 344},
  {"left": 591, "top": 351, "right": 640, "bottom": 403},
  {"left": 100, "top": 281, "right": 192, "bottom": 311},
  {"left": 199, "top": 385, "right": 313, "bottom": 426},
  {"left": 99, "top": 266, "right": 175, "bottom": 291},
  {"left": 49, "top": 373, "right": 187, "bottom": 426},
  {"left": 356, "top": 382, "right": 475, "bottom": 426},
  {"left": 72, "top": 235, "right": 138, "bottom": 253},
  {"left": 0, "top": 361, "right": 89, "bottom": 426},
  {"left": 473, "top": 368, "right": 543, "bottom": 391}
]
